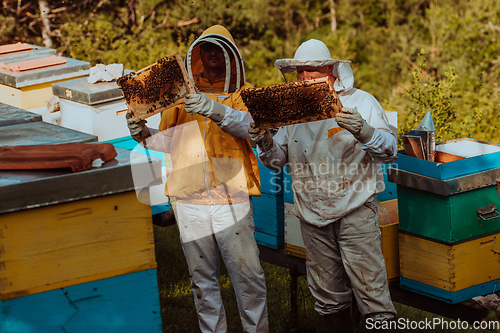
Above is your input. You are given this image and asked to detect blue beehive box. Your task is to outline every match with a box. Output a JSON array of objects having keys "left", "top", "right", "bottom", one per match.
[
  {"left": 252, "top": 148, "right": 285, "bottom": 249},
  {"left": 0, "top": 269, "right": 162, "bottom": 333}
]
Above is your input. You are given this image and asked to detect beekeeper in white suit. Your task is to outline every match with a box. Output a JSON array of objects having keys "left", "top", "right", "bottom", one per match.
[{"left": 249, "top": 39, "right": 398, "bottom": 332}]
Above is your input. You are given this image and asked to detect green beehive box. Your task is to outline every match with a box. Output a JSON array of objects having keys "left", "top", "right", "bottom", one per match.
[{"left": 389, "top": 138, "right": 500, "bottom": 243}]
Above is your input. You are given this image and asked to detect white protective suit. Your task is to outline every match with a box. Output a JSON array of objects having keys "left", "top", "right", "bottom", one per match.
[
  {"left": 258, "top": 39, "right": 398, "bottom": 320},
  {"left": 136, "top": 25, "right": 268, "bottom": 333}
]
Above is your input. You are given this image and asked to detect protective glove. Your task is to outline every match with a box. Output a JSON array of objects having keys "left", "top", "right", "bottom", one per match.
[
  {"left": 335, "top": 107, "right": 376, "bottom": 143},
  {"left": 126, "top": 110, "right": 151, "bottom": 143},
  {"left": 184, "top": 93, "right": 226, "bottom": 122},
  {"left": 248, "top": 122, "right": 274, "bottom": 150}
]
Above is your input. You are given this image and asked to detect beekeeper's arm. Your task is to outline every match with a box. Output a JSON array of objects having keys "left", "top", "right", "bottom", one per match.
[
  {"left": 248, "top": 123, "right": 288, "bottom": 171},
  {"left": 126, "top": 110, "right": 171, "bottom": 153},
  {"left": 336, "top": 106, "right": 397, "bottom": 163},
  {"left": 184, "top": 93, "right": 253, "bottom": 139}
]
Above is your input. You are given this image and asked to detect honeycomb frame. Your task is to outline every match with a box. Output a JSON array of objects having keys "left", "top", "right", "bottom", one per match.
[
  {"left": 117, "top": 53, "right": 196, "bottom": 120},
  {"left": 241, "top": 77, "right": 343, "bottom": 129}
]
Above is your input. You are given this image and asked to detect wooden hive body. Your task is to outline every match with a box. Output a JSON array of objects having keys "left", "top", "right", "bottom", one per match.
[
  {"left": 241, "top": 77, "right": 343, "bottom": 129},
  {"left": 400, "top": 231, "right": 500, "bottom": 303},
  {"left": 117, "top": 53, "right": 196, "bottom": 120}
]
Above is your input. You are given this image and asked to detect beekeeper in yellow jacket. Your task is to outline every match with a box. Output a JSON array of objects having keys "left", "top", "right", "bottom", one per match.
[{"left": 126, "top": 25, "right": 268, "bottom": 333}]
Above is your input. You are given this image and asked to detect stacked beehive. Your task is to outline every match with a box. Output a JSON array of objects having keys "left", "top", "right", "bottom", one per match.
[
  {"left": 389, "top": 138, "right": 500, "bottom": 303},
  {"left": 0, "top": 102, "right": 162, "bottom": 332},
  {"left": 0, "top": 43, "right": 89, "bottom": 124}
]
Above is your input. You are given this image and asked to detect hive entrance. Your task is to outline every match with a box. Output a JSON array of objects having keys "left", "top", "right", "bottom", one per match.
[
  {"left": 117, "top": 53, "right": 196, "bottom": 119},
  {"left": 241, "top": 78, "right": 343, "bottom": 129}
]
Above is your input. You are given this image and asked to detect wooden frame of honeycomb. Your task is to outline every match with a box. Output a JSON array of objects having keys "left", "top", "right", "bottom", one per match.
[
  {"left": 117, "top": 53, "right": 196, "bottom": 120},
  {"left": 241, "top": 77, "right": 343, "bottom": 129}
]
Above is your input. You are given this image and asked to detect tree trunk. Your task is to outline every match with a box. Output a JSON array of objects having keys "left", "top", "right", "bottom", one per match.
[
  {"left": 328, "top": 0, "right": 337, "bottom": 33},
  {"left": 38, "top": 0, "right": 52, "bottom": 48},
  {"left": 127, "top": 0, "right": 136, "bottom": 30}
]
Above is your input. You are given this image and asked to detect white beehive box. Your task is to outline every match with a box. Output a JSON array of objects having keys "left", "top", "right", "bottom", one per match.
[{"left": 52, "top": 73, "right": 161, "bottom": 142}]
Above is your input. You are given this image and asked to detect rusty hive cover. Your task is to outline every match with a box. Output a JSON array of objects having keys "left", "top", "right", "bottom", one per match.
[
  {"left": 241, "top": 77, "right": 343, "bottom": 129},
  {"left": 117, "top": 53, "right": 196, "bottom": 120}
]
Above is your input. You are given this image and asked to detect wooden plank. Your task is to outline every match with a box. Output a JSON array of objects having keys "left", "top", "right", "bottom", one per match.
[{"left": 0, "top": 191, "right": 156, "bottom": 300}]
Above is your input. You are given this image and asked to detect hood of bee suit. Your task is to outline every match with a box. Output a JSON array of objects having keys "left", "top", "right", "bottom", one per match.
[
  {"left": 186, "top": 25, "right": 245, "bottom": 94},
  {"left": 274, "top": 39, "right": 354, "bottom": 93}
]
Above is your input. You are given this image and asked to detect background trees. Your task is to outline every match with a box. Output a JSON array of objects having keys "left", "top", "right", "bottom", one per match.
[{"left": 1, "top": 0, "right": 499, "bottom": 143}]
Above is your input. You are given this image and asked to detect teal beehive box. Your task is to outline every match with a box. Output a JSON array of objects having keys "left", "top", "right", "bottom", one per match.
[
  {"left": 389, "top": 138, "right": 500, "bottom": 243},
  {"left": 252, "top": 148, "right": 284, "bottom": 249}
]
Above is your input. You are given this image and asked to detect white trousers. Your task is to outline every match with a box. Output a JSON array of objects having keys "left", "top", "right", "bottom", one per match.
[
  {"left": 300, "top": 199, "right": 396, "bottom": 321},
  {"left": 175, "top": 201, "right": 269, "bottom": 333}
]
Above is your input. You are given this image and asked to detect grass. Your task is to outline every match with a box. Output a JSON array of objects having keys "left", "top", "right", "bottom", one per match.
[{"left": 154, "top": 224, "right": 492, "bottom": 332}]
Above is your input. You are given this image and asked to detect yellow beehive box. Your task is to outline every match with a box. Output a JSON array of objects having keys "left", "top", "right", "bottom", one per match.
[
  {"left": 0, "top": 191, "right": 156, "bottom": 300},
  {"left": 0, "top": 57, "right": 89, "bottom": 110},
  {"left": 400, "top": 231, "right": 500, "bottom": 293}
]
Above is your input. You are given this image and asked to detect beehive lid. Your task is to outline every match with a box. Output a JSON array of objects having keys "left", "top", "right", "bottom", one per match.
[
  {"left": 0, "top": 43, "right": 56, "bottom": 65},
  {"left": 390, "top": 138, "right": 500, "bottom": 181},
  {"left": 0, "top": 147, "right": 162, "bottom": 215},
  {"left": 241, "top": 77, "right": 343, "bottom": 129},
  {"left": 52, "top": 69, "right": 133, "bottom": 105},
  {"left": 0, "top": 121, "right": 97, "bottom": 146},
  {"left": 117, "top": 53, "right": 196, "bottom": 120},
  {"left": 0, "top": 102, "right": 42, "bottom": 127},
  {"left": 0, "top": 57, "right": 90, "bottom": 88}
]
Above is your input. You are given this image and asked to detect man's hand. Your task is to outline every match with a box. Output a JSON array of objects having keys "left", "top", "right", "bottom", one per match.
[
  {"left": 335, "top": 107, "right": 375, "bottom": 143},
  {"left": 249, "top": 123, "right": 273, "bottom": 150},
  {"left": 126, "top": 110, "right": 150, "bottom": 142}
]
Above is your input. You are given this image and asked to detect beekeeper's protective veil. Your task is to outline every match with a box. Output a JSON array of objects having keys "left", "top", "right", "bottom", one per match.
[{"left": 274, "top": 39, "right": 354, "bottom": 93}]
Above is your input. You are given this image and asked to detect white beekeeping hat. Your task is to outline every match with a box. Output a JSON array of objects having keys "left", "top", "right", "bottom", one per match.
[{"left": 274, "top": 39, "right": 354, "bottom": 92}]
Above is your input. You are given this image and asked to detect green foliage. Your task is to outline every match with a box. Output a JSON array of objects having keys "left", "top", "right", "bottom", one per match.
[{"left": 2, "top": 0, "right": 499, "bottom": 144}]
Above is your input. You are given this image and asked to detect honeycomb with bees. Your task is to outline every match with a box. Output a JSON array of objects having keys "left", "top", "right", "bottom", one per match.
[
  {"left": 241, "top": 77, "right": 343, "bottom": 129},
  {"left": 117, "top": 53, "right": 196, "bottom": 119}
]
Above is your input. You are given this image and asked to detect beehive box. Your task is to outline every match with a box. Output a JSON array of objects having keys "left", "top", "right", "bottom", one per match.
[
  {"left": 241, "top": 77, "right": 343, "bottom": 129},
  {"left": 399, "top": 230, "right": 500, "bottom": 304},
  {"left": 252, "top": 148, "right": 285, "bottom": 249},
  {"left": 0, "top": 120, "right": 162, "bottom": 329},
  {"left": 284, "top": 199, "right": 400, "bottom": 282},
  {"left": 0, "top": 269, "right": 161, "bottom": 333},
  {"left": 52, "top": 71, "right": 161, "bottom": 142},
  {"left": 117, "top": 53, "right": 196, "bottom": 120},
  {"left": 389, "top": 138, "right": 500, "bottom": 243},
  {"left": 0, "top": 55, "right": 89, "bottom": 110}
]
